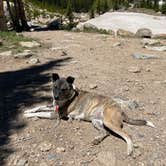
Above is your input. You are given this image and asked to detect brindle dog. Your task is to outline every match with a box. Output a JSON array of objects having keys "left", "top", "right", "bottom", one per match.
[{"left": 52, "top": 73, "right": 155, "bottom": 155}]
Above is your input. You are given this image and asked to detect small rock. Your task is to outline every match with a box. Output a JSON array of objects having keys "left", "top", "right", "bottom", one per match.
[
  {"left": 89, "top": 84, "right": 98, "bottom": 89},
  {"left": 108, "top": 29, "right": 115, "bottom": 36},
  {"left": 128, "top": 66, "right": 141, "bottom": 73},
  {"left": 76, "top": 22, "right": 84, "bottom": 31},
  {"left": 39, "top": 142, "right": 52, "bottom": 152},
  {"left": 47, "top": 154, "right": 58, "bottom": 160},
  {"left": 14, "top": 50, "right": 33, "bottom": 59},
  {"left": 135, "top": 28, "right": 152, "bottom": 38},
  {"left": 132, "top": 149, "right": 142, "bottom": 159},
  {"left": 16, "top": 158, "right": 28, "bottom": 166},
  {"left": 61, "top": 51, "right": 67, "bottom": 56},
  {"left": 128, "top": 100, "right": 139, "bottom": 110},
  {"left": 59, "top": 161, "right": 64, "bottom": 166},
  {"left": 28, "top": 58, "right": 40, "bottom": 64},
  {"left": 145, "top": 67, "right": 151, "bottom": 72},
  {"left": 132, "top": 53, "right": 158, "bottom": 59},
  {"left": 19, "top": 41, "right": 41, "bottom": 48},
  {"left": 50, "top": 47, "right": 67, "bottom": 51},
  {"left": 144, "top": 45, "right": 166, "bottom": 52},
  {"left": 112, "top": 42, "right": 121, "bottom": 47},
  {"left": 0, "top": 50, "right": 12, "bottom": 56},
  {"left": 141, "top": 38, "right": 161, "bottom": 46},
  {"left": 56, "top": 147, "right": 65, "bottom": 153},
  {"left": 117, "top": 29, "right": 135, "bottom": 37},
  {"left": 123, "top": 86, "right": 129, "bottom": 91}
]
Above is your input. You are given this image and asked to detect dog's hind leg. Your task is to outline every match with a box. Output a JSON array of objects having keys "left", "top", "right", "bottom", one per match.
[
  {"left": 91, "top": 119, "right": 109, "bottom": 145},
  {"left": 103, "top": 119, "right": 133, "bottom": 156}
]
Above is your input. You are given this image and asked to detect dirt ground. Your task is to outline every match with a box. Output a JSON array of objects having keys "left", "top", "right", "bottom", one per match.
[{"left": 0, "top": 31, "right": 166, "bottom": 166}]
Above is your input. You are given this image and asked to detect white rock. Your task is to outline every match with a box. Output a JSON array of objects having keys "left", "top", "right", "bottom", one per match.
[
  {"left": 112, "top": 42, "right": 121, "bottom": 47},
  {"left": 89, "top": 84, "right": 98, "bottom": 89},
  {"left": 144, "top": 45, "right": 166, "bottom": 51},
  {"left": 128, "top": 66, "right": 141, "bottom": 73},
  {"left": 39, "top": 142, "right": 52, "bottom": 152},
  {"left": 141, "top": 38, "right": 161, "bottom": 46},
  {"left": 0, "top": 50, "right": 12, "bottom": 56},
  {"left": 19, "top": 41, "right": 41, "bottom": 48},
  {"left": 28, "top": 58, "right": 40, "bottom": 64},
  {"left": 132, "top": 53, "right": 158, "bottom": 59},
  {"left": 14, "top": 50, "right": 33, "bottom": 59},
  {"left": 56, "top": 147, "right": 65, "bottom": 153}
]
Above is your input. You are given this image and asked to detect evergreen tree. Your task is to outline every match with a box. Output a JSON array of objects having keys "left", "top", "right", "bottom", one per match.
[
  {"left": 161, "top": 3, "right": 166, "bottom": 14},
  {"left": 89, "top": 1, "right": 96, "bottom": 18},
  {"left": 96, "top": 0, "right": 101, "bottom": 14},
  {"left": 153, "top": 0, "right": 159, "bottom": 11},
  {"left": 103, "top": 0, "right": 109, "bottom": 12}
]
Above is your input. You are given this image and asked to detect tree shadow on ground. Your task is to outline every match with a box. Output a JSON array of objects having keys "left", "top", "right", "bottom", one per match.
[{"left": 0, "top": 57, "right": 72, "bottom": 165}]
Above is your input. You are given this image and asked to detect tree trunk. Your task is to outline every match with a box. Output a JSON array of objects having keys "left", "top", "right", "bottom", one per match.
[
  {"left": 17, "top": 0, "right": 29, "bottom": 31},
  {"left": 6, "top": 0, "right": 17, "bottom": 31},
  {"left": 13, "top": 0, "right": 22, "bottom": 32},
  {"left": 0, "top": 0, "right": 7, "bottom": 31}
]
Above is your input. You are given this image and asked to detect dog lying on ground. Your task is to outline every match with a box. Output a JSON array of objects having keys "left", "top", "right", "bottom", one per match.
[{"left": 51, "top": 73, "right": 155, "bottom": 156}]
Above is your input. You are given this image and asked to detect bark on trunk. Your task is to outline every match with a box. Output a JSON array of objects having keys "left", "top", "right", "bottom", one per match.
[
  {"left": 0, "top": 0, "right": 7, "bottom": 31},
  {"left": 17, "top": 0, "right": 29, "bottom": 31}
]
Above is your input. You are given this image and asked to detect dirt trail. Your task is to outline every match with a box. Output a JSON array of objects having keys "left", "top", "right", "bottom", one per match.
[{"left": 1, "top": 31, "right": 166, "bottom": 166}]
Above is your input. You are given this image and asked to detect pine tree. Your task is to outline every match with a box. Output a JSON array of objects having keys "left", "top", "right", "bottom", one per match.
[
  {"left": 161, "top": 3, "right": 166, "bottom": 14},
  {"left": 153, "top": 0, "right": 159, "bottom": 11},
  {"left": 103, "top": 0, "right": 109, "bottom": 12},
  {"left": 96, "top": 0, "right": 99, "bottom": 14}
]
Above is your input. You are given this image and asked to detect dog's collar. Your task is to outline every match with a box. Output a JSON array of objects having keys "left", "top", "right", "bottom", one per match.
[
  {"left": 55, "top": 105, "right": 59, "bottom": 112},
  {"left": 54, "top": 89, "right": 78, "bottom": 112}
]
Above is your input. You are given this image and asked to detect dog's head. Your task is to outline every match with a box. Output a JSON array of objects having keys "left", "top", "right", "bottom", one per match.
[{"left": 52, "top": 73, "right": 76, "bottom": 108}]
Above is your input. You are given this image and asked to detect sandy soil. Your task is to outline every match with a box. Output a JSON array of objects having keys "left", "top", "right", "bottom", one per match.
[{"left": 0, "top": 31, "right": 166, "bottom": 166}]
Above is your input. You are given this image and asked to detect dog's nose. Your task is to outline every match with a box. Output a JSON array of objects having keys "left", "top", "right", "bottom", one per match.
[{"left": 54, "top": 96, "right": 59, "bottom": 100}]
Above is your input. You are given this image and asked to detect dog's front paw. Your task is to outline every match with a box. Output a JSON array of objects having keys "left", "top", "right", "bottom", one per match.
[
  {"left": 74, "top": 117, "right": 81, "bottom": 121},
  {"left": 68, "top": 116, "right": 73, "bottom": 123}
]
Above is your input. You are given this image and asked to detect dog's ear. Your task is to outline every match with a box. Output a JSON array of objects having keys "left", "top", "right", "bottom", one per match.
[
  {"left": 66, "top": 76, "right": 75, "bottom": 84},
  {"left": 52, "top": 73, "right": 59, "bottom": 82}
]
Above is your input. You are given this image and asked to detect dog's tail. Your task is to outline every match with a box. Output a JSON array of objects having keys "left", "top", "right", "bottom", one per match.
[{"left": 122, "top": 112, "right": 155, "bottom": 128}]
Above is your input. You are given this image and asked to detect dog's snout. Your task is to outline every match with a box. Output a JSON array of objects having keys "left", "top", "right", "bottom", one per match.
[{"left": 54, "top": 96, "right": 59, "bottom": 100}]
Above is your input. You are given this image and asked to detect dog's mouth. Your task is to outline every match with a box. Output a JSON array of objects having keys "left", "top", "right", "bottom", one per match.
[{"left": 53, "top": 93, "right": 76, "bottom": 107}]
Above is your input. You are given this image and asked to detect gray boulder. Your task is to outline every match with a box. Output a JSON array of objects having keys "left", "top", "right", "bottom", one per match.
[{"left": 135, "top": 28, "right": 152, "bottom": 38}]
